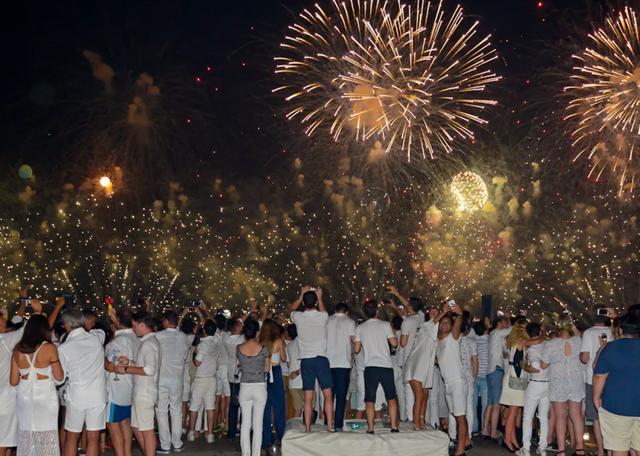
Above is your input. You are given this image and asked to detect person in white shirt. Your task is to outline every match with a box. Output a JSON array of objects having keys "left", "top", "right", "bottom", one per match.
[
  {"left": 436, "top": 303, "right": 471, "bottom": 456},
  {"left": 104, "top": 309, "right": 140, "bottom": 456},
  {"left": 177, "top": 313, "right": 197, "bottom": 433},
  {"left": 155, "top": 310, "right": 191, "bottom": 454},
  {"left": 486, "top": 314, "right": 512, "bottom": 440},
  {"left": 392, "top": 288, "right": 425, "bottom": 423},
  {"left": 115, "top": 311, "right": 161, "bottom": 456},
  {"left": 188, "top": 319, "right": 222, "bottom": 443},
  {"left": 579, "top": 304, "right": 615, "bottom": 456},
  {"left": 354, "top": 300, "right": 399, "bottom": 434},
  {"left": 326, "top": 302, "right": 356, "bottom": 431},
  {"left": 225, "top": 317, "right": 245, "bottom": 441},
  {"left": 0, "top": 298, "right": 39, "bottom": 456},
  {"left": 58, "top": 308, "right": 108, "bottom": 456},
  {"left": 288, "top": 287, "right": 334, "bottom": 432},
  {"left": 520, "top": 323, "right": 550, "bottom": 456},
  {"left": 214, "top": 314, "right": 230, "bottom": 434},
  {"left": 449, "top": 320, "right": 478, "bottom": 444}
]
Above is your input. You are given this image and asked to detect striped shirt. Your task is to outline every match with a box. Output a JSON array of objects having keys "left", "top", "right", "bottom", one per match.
[{"left": 475, "top": 334, "right": 489, "bottom": 378}]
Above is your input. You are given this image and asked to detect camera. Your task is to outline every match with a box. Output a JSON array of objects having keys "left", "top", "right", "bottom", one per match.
[
  {"left": 596, "top": 308, "right": 609, "bottom": 316},
  {"left": 602, "top": 334, "right": 608, "bottom": 342},
  {"left": 20, "top": 297, "right": 31, "bottom": 307},
  {"left": 191, "top": 300, "right": 201, "bottom": 307}
]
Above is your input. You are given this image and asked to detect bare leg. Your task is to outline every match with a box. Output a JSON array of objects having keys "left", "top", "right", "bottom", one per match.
[
  {"left": 65, "top": 431, "right": 81, "bottom": 456},
  {"left": 568, "top": 401, "right": 584, "bottom": 452},
  {"left": 455, "top": 415, "right": 470, "bottom": 455},
  {"left": 140, "top": 430, "right": 156, "bottom": 456},
  {"left": 86, "top": 430, "right": 100, "bottom": 456},
  {"left": 322, "top": 387, "right": 334, "bottom": 431},
  {"left": 303, "top": 390, "right": 314, "bottom": 432},
  {"left": 106, "top": 423, "right": 124, "bottom": 456},
  {"left": 553, "top": 402, "right": 568, "bottom": 453},
  {"left": 593, "top": 420, "right": 605, "bottom": 456},
  {"left": 365, "top": 402, "right": 375, "bottom": 432},
  {"left": 293, "top": 408, "right": 302, "bottom": 418},
  {"left": 506, "top": 406, "right": 520, "bottom": 450},
  {"left": 120, "top": 419, "right": 133, "bottom": 456},
  {"left": 388, "top": 399, "right": 399, "bottom": 429},
  {"left": 182, "top": 402, "right": 189, "bottom": 430},
  {"left": 207, "top": 409, "right": 215, "bottom": 436},
  {"left": 189, "top": 411, "right": 198, "bottom": 433},
  {"left": 59, "top": 407, "right": 67, "bottom": 454},
  {"left": 409, "top": 380, "right": 424, "bottom": 429},
  {"left": 483, "top": 404, "right": 492, "bottom": 436},
  {"left": 355, "top": 410, "right": 365, "bottom": 419},
  {"left": 420, "top": 388, "right": 429, "bottom": 429},
  {"left": 132, "top": 427, "right": 145, "bottom": 455},
  {"left": 548, "top": 405, "right": 556, "bottom": 445},
  {"left": 490, "top": 404, "right": 502, "bottom": 438}
]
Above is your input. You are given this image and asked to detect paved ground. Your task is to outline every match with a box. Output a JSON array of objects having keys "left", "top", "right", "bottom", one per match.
[{"left": 103, "top": 431, "right": 595, "bottom": 455}]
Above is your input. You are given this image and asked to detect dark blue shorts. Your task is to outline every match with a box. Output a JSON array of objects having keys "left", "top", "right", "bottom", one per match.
[
  {"left": 301, "top": 356, "right": 333, "bottom": 391},
  {"left": 107, "top": 403, "right": 132, "bottom": 423},
  {"left": 364, "top": 367, "right": 397, "bottom": 403}
]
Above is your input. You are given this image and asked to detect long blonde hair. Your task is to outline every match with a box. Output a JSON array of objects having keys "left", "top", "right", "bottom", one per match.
[{"left": 506, "top": 320, "right": 529, "bottom": 349}]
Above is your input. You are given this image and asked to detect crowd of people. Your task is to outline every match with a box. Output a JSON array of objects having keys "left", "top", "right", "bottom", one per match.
[{"left": 0, "top": 287, "right": 639, "bottom": 456}]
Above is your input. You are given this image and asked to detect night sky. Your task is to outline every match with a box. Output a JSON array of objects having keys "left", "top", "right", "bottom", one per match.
[{"left": 0, "top": 0, "right": 607, "bottom": 184}]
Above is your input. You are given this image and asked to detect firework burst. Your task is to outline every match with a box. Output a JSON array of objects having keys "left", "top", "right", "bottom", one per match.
[
  {"left": 274, "top": 0, "right": 500, "bottom": 161},
  {"left": 566, "top": 7, "right": 640, "bottom": 195}
]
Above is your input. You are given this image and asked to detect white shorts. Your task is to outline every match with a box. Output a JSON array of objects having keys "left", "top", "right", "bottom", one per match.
[
  {"left": 216, "top": 365, "right": 230, "bottom": 396},
  {"left": 356, "top": 369, "right": 385, "bottom": 411},
  {"left": 0, "top": 398, "right": 18, "bottom": 447},
  {"left": 65, "top": 403, "right": 107, "bottom": 432},
  {"left": 131, "top": 398, "right": 155, "bottom": 432},
  {"left": 444, "top": 378, "right": 468, "bottom": 417},
  {"left": 599, "top": 407, "right": 640, "bottom": 452},
  {"left": 190, "top": 377, "right": 217, "bottom": 411}
]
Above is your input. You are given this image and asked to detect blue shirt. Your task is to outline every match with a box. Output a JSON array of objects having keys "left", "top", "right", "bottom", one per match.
[{"left": 593, "top": 338, "right": 640, "bottom": 417}]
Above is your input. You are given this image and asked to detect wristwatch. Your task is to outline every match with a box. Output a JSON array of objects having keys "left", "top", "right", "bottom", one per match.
[{"left": 124, "top": 366, "right": 129, "bottom": 374}]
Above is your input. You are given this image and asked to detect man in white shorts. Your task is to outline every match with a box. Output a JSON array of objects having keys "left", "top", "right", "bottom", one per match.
[
  {"left": 155, "top": 310, "right": 190, "bottom": 453},
  {"left": 58, "top": 308, "right": 107, "bottom": 456},
  {"left": 115, "top": 311, "right": 161, "bottom": 456},
  {"left": 104, "top": 309, "right": 140, "bottom": 456},
  {"left": 188, "top": 319, "right": 222, "bottom": 443}
]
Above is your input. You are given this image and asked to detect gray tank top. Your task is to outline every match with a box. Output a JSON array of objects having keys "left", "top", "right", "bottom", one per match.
[{"left": 237, "top": 345, "right": 269, "bottom": 383}]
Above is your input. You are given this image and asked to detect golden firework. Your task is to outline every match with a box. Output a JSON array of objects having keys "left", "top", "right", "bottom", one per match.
[
  {"left": 450, "top": 171, "right": 488, "bottom": 211},
  {"left": 566, "top": 7, "right": 640, "bottom": 195},
  {"left": 274, "top": 0, "right": 500, "bottom": 161}
]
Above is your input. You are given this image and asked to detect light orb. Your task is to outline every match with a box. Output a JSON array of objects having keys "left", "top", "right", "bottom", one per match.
[
  {"left": 450, "top": 171, "right": 488, "bottom": 212},
  {"left": 18, "top": 165, "right": 33, "bottom": 179},
  {"left": 99, "top": 176, "right": 111, "bottom": 188}
]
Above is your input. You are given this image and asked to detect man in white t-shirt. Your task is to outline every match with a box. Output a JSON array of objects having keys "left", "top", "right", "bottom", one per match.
[
  {"left": 188, "top": 319, "right": 222, "bottom": 443},
  {"left": 115, "top": 311, "right": 162, "bottom": 456},
  {"left": 354, "top": 300, "right": 399, "bottom": 434},
  {"left": 288, "top": 287, "right": 334, "bottom": 432},
  {"left": 326, "top": 302, "right": 356, "bottom": 431},
  {"left": 104, "top": 309, "right": 140, "bottom": 456},
  {"left": 58, "top": 308, "right": 108, "bottom": 456},
  {"left": 580, "top": 304, "right": 615, "bottom": 456},
  {"left": 155, "top": 310, "right": 191, "bottom": 453}
]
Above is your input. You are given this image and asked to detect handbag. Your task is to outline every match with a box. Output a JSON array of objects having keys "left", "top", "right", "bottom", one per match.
[
  {"left": 230, "top": 373, "right": 240, "bottom": 408},
  {"left": 508, "top": 374, "right": 528, "bottom": 391}
]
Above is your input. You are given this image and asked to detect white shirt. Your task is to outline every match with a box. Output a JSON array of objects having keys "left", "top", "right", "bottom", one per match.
[
  {"left": 400, "top": 312, "right": 425, "bottom": 365},
  {"left": 487, "top": 326, "right": 513, "bottom": 375},
  {"left": 132, "top": 332, "right": 162, "bottom": 403},
  {"left": 326, "top": 313, "right": 356, "bottom": 368},
  {"left": 105, "top": 328, "right": 140, "bottom": 406},
  {"left": 355, "top": 319, "right": 397, "bottom": 368},
  {"left": 0, "top": 322, "right": 26, "bottom": 408},
  {"left": 59, "top": 328, "right": 107, "bottom": 409},
  {"left": 460, "top": 335, "right": 477, "bottom": 381},
  {"left": 156, "top": 328, "right": 191, "bottom": 388},
  {"left": 217, "top": 331, "right": 230, "bottom": 367},
  {"left": 526, "top": 342, "right": 549, "bottom": 382},
  {"left": 195, "top": 333, "right": 222, "bottom": 377},
  {"left": 286, "top": 339, "right": 303, "bottom": 389},
  {"left": 436, "top": 332, "right": 464, "bottom": 383},
  {"left": 581, "top": 325, "right": 613, "bottom": 384},
  {"left": 224, "top": 333, "right": 245, "bottom": 383},
  {"left": 290, "top": 310, "right": 329, "bottom": 359}
]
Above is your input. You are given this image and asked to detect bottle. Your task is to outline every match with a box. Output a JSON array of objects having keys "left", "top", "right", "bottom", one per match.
[{"left": 350, "top": 423, "right": 365, "bottom": 430}]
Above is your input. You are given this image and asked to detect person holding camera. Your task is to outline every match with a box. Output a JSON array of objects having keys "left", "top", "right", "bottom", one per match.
[
  {"left": 288, "top": 287, "right": 334, "bottom": 433},
  {"left": 580, "top": 304, "right": 615, "bottom": 456}
]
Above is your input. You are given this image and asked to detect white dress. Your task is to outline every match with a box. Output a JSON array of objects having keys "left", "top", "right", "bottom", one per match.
[
  {"left": 17, "top": 343, "right": 60, "bottom": 456},
  {"left": 403, "top": 320, "right": 439, "bottom": 387}
]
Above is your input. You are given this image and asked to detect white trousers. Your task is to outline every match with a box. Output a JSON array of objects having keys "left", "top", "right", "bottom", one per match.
[
  {"left": 426, "top": 367, "right": 443, "bottom": 428},
  {"left": 156, "top": 383, "right": 183, "bottom": 450},
  {"left": 404, "top": 383, "right": 415, "bottom": 422},
  {"left": 449, "top": 377, "right": 474, "bottom": 440},
  {"left": 522, "top": 381, "right": 550, "bottom": 453},
  {"left": 239, "top": 383, "right": 267, "bottom": 456},
  {"left": 393, "top": 365, "right": 406, "bottom": 421}
]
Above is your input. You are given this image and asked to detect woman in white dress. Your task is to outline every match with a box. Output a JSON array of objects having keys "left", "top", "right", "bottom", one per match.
[
  {"left": 403, "top": 306, "right": 447, "bottom": 430},
  {"left": 10, "top": 314, "right": 64, "bottom": 456}
]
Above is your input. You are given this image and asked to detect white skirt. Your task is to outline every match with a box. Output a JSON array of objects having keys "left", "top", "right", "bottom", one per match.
[
  {"left": 403, "top": 338, "right": 437, "bottom": 388},
  {"left": 17, "top": 378, "right": 60, "bottom": 456},
  {"left": 0, "top": 392, "right": 18, "bottom": 447}
]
